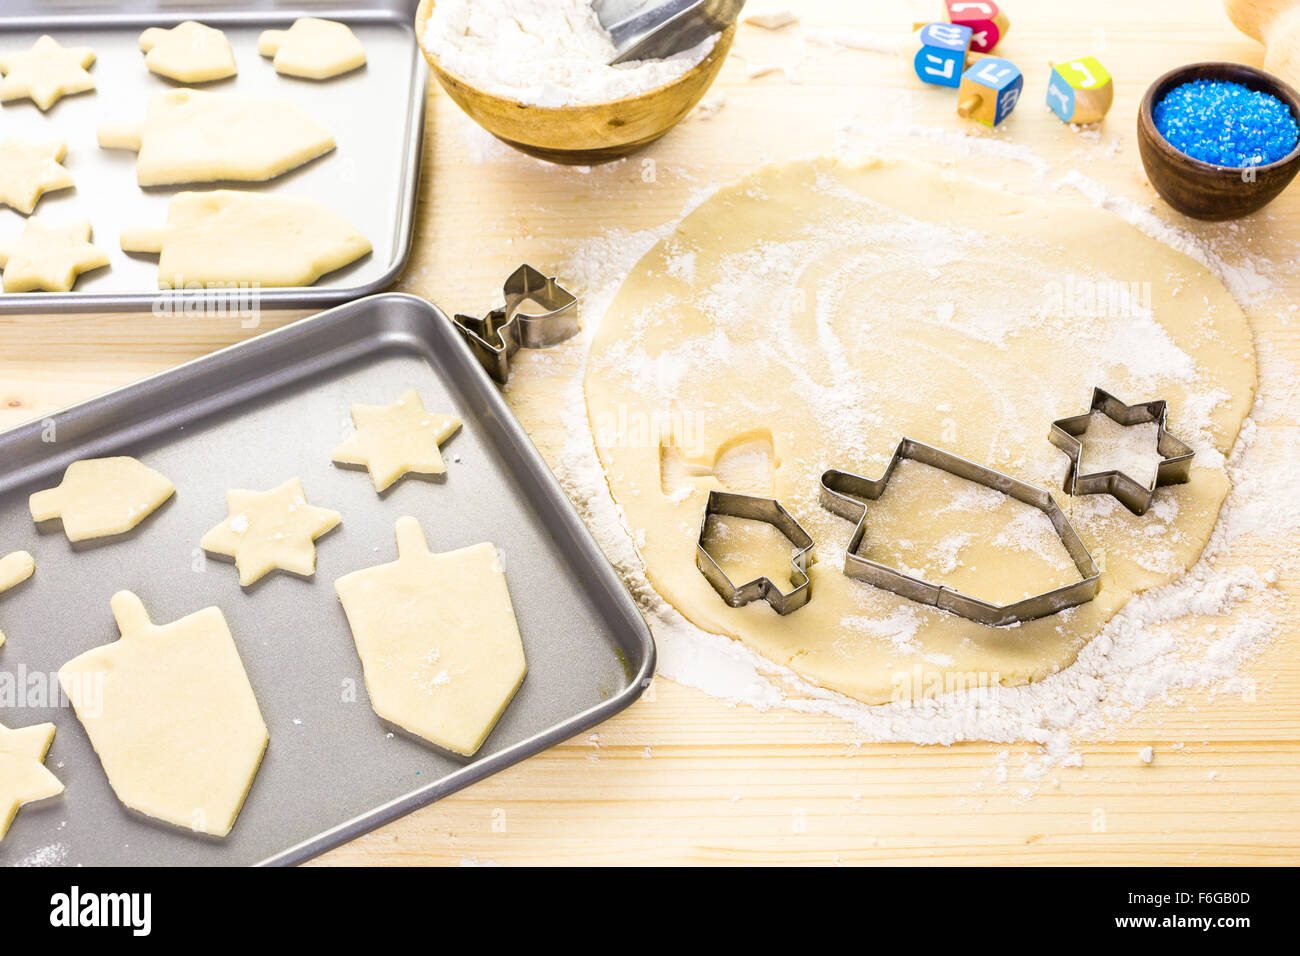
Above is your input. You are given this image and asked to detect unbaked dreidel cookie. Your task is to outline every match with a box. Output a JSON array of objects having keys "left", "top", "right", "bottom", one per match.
[
  {"left": 121, "top": 190, "right": 371, "bottom": 289},
  {"left": 201, "top": 477, "right": 341, "bottom": 586},
  {"left": 139, "top": 21, "right": 237, "bottom": 84},
  {"left": 331, "top": 389, "right": 462, "bottom": 493},
  {"left": 0, "top": 139, "right": 74, "bottom": 215},
  {"left": 98, "top": 88, "right": 335, "bottom": 186},
  {"left": 30, "top": 457, "right": 174, "bottom": 542},
  {"left": 335, "top": 516, "right": 527, "bottom": 756},
  {"left": 0, "top": 218, "right": 109, "bottom": 293},
  {"left": 259, "top": 18, "right": 366, "bottom": 80},
  {"left": 0, "top": 721, "right": 63, "bottom": 842},
  {"left": 58, "top": 591, "right": 267, "bottom": 837},
  {"left": 0, "top": 35, "right": 95, "bottom": 111},
  {"left": 0, "top": 550, "right": 35, "bottom": 649}
]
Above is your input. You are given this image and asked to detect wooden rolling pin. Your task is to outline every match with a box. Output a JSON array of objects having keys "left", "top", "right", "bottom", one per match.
[{"left": 1226, "top": 0, "right": 1300, "bottom": 90}]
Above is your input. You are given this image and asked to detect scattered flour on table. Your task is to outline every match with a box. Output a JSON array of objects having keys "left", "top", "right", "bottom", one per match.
[
  {"left": 422, "top": 0, "right": 719, "bottom": 108},
  {"left": 487, "top": 124, "right": 1296, "bottom": 791}
]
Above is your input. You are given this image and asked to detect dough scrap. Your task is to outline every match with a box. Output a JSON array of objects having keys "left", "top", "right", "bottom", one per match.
[
  {"left": 0, "top": 35, "right": 95, "bottom": 111},
  {"left": 139, "top": 21, "right": 237, "bottom": 84},
  {"left": 121, "top": 190, "right": 371, "bottom": 289},
  {"left": 97, "top": 88, "right": 335, "bottom": 186},
  {"left": 200, "top": 476, "right": 341, "bottom": 586},
  {"left": 0, "top": 138, "right": 74, "bottom": 215},
  {"left": 0, "top": 218, "right": 109, "bottom": 293},
  {"left": 259, "top": 18, "right": 367, "bottom": 80},
  {"left": 58, "top": 591, "right": 267, "bottom": 837},
  {"left": 29, "top": 456, "right": 174, "bottom": 541},
  {"left": 331, "top": 388, "right": 462, "bottom": 492},
  {"left": 0, "top": 551, "right": 35, "bottom": 649},
  {"left": 584, "top": 157, "right": 1256, "bottom": 704},
  {"left": 0, "top": 721, "right": 63, "bottom": 842},
  {"left": 335, "top": 516, "right": 527, "bottom": 756}
]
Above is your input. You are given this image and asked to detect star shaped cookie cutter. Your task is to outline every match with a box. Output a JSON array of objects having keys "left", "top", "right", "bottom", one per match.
[
  {"left": 1049, "top": 387, "right": 1194, "bottom": 516},
  {"left": 696, "top": 490, "right": 816, "bottom": 615},
  {"left": 820, "top": 438, "right": 1101, "bottom": 627},
  {"left": 454, "top": 264, "right": 579, "bottom": 385}
]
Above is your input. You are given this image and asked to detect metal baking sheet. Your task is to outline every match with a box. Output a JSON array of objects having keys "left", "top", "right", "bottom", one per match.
[
  {"left": 0, "top": 293, "right": 655, "bottom": 866},
  {"left": 0, "top": 0, "right": 426, "bottom": 314}
]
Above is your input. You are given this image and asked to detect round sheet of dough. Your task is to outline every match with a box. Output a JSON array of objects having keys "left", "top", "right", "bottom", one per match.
[{"left": 584, "top": 157, "right": 1256, "bottom": 704}]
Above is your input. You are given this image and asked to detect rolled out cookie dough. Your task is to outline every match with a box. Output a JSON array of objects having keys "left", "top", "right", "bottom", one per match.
[
  {"left": 331, "top": 389, "right": 462, "bottom": 492},
  {"left": 139, "top": 21, "right": 237, "bottom": 84},
  {"left": 259, "top": 18, "right": 367, "bottom": 80},
  {"left": 0, "top": 218, "right": 109, "bottom": 293},
  {"left": 0, "top": 721, "right": 63, "bottom": 841},
  {"left": 58, "top": 591, "right": 267, "bottom": 837},
  {"left": 335, "top": 516, "right": 526, "bottom": 756},
  {"left": 0, "top": 551, "right": 35, "bottom": 648},
  {"left": 0, "top": 138, "right": 74, "bottom": 215},
  {"left": 584, "top": 157, "right": 1256, "bottom": 704},
  {"left": 200, "top": 477, "right": 341, "bottom": 586},
  {"left": 97, "top": 88, "right": 335, "bottom": 186},
  {"left": 29, "top": 456, "right": 174, "bottom": 541},
  {"left": 0, "top": 35, "right": 95, "bottom": 111},
  {"left": 122, "top": 190, "right": 371, "bottom": 289}
]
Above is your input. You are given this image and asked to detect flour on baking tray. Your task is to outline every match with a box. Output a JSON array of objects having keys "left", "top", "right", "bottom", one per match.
[
  {"left": 491, "top": 129, "right": 1294, "bottom": 790},
  {"left": 422, "top": 0, "right": 719, "bottom": 108}
]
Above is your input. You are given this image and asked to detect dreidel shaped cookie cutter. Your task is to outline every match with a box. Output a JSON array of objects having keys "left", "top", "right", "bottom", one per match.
[
  {"left": 454, "top": 265, "right": 579, "bottom": 385},
  {"left": 820, "top": 438, "right": 1101, "bottom": 627},
  {"left": 1049, "top": 387, "right": 1195, "bottom": 516},
  {"left": 696, "top": 490, "right": 815, "bottom": 615}
]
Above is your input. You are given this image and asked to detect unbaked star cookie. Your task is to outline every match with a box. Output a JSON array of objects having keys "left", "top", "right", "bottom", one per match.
[
  {"left": 30, "top": 456, "right": 174, "bottom": 541},
  {"left": 0, "top": 139, "right": 74, "bottom": 215},
  {"left": 0, "top": 720, "right": 63, "bottom": 841},
  {"left": 0, "top": 35, "right": 96, "bottom": 111},
  {"left": 0, "top": 551, "right": 35, "bottom": 649},
  {"left": 200, "top": 477, "right": 341, "bottom": 586},
  {"left": 331, "top": 389, "right": 462, "bottom": 492},
  {"left": 259, "top": 18, "right": 366, "bottom": 80},
  {"left": 58, "top": 591, "right": 267, "bottom": 837},
  {"left": 335, "top": 516, "right": 527, "bottom": 756},
  {"left": 0, "top": 218, "right": 109, "bottom": 293},
  {"left": 139, "top": 21, "right": 237, "bottom": 84}
]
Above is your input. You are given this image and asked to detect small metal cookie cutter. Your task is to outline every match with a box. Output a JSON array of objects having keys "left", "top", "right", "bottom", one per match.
[
  {"left": 820, "top": 438, "right": 1101, "bottom": 627},
  {"left": 453, "top": 265, "right": 580, "bottom": 385},
  {"left": 696, "top": 490, "right": 815, "bottom": 615},
  {"left": 1049, "top": 387, "right": 1194, "bottom": 516}
]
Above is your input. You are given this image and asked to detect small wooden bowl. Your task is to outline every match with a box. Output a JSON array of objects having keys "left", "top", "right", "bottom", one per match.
[
  {"left": 1137, "top": 61, "right": 1300, "bottom": 220},
  {"left": 415, "top": 0, "right": 735, "bottom": 164}
]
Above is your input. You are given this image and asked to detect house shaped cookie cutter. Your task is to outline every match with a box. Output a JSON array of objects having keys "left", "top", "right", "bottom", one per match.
[
  {"left": 696, "top": 490, "right": 815, "bottom": 615},
  {"left": 453, "top": 264, "right": 579, "bottom": 385},
  {"left": 1049, "top": 387, "right": 1195, "bottom": 516},
  {"left": 820, "top": 438, "right": 1101, "bottom": 627}
]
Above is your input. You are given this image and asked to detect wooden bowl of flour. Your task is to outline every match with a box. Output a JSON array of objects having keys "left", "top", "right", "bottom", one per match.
[{"left": 415, "top": 0, "right": 735, "bottom": 164}]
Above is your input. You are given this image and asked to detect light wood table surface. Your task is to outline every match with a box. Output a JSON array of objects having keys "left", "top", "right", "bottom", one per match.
[{"left": 2, "top": 0, "right": 1297, "bottom": 865}]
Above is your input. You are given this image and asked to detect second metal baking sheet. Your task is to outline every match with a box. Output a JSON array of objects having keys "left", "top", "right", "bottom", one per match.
[
  {"left": 0, "top": 0, "right": 426, "bottom": 313},
  {"left": 0, "top": 293, "right": 654, "bottom": 866}
]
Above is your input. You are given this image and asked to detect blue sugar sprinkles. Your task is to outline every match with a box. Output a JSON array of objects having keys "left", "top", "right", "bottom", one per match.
[{"left": 1154, "top": 79, "right": 1299, "bottom": 167}]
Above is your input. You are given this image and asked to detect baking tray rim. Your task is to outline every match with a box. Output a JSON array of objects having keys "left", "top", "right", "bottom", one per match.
[
  {"left": 0, "top": 2, "right": 428, "bottom": 315},
  {"left": 0, "top": 290, "right": 657, "bottom": 866}
]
